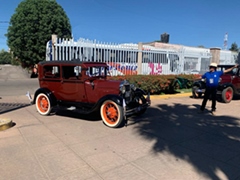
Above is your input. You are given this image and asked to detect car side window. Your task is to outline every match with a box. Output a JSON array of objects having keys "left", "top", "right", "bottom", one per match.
[
  {"left": 62, "top": 66, "right": 81, "bottom": 80},
  {"left": 44, "top": 65, "right": 60, "bottom": 78},
  {"left": 237, "top": 68, "right": 240, "bottom": 76},
  {"left": 86, "top": 66, "right": 106, "bottom": 77}
]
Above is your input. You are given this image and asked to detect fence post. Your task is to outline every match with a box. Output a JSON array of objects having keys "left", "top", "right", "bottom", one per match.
[
  {"left": 210, "top": 47, "right": 221, "bottom": 64},
  {"left": 137, "top": 42, "right": 143, "bottom": 74},
  {"left": 52, "top": 34, "right": 58, "bottom": 60}
]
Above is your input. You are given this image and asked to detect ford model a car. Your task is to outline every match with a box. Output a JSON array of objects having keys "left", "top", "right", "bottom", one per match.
[
  {"left": 33, "top": 61, "right": 150, "bottom": 128},
  {"left": 192, "top": 65, "right": 239, "bottom": 103}
]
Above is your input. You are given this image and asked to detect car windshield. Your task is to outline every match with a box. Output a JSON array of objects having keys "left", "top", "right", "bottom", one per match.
[
  {"left": 86, "top": 66, "right": 110, "bottom": 77},
  {"left": 218, "top": 66, "right": 237, "bottom": 75}
]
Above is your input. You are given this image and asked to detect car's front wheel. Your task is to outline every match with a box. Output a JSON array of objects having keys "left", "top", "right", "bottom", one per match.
[
  {"left": 100, "top": 100, "right": 124, "bottom": 128},
  {"left": 222, "top": 87, "right": 233, "bottom": 103},
  {"left": 192, "top": 86, "right": 202, "bottom": 98},
  {"left": 135, "top": 94, "right": 147, "bottom": 115},
  {"left": 36, "top": 93, "right": 52, "bottom": 115}
]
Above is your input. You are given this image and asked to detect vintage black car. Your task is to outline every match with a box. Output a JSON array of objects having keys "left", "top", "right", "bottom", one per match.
[{"left": 192, "top": 65, "right": 239, "bottom": 103}]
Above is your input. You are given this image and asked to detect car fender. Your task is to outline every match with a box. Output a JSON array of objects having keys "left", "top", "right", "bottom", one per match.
[
  {"left": 217, "top": 83, "right": 237, "bottom": 95},
  {"left": 33, "top": 88, "right": 57, "bottom": 106},
  {"left": 193, "top": 80, "right": 205, "bottom": 89},
  {"left": 91, "top": 94, "right": 124, "bottom": 112},
  {"left": 217, "top": 83, "right": 234, "bottom": 91},
  {"left": 135, "top": 88, "right": 146, "bottom": 95}
]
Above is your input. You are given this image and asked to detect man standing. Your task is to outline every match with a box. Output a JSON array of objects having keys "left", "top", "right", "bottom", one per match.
[{"left": 199, "top": 63, "right": 238, "bottom": 115}]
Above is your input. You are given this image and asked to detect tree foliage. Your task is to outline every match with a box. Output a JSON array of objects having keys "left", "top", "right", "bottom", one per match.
[
  {"left": 0, "top": 49, "right": 12, "bottom": 64},
  {"left": 229, "top": 42, "right": 239, "bottom": 52},
  {"left": 6, "top": 0, "right": 71, "bottom": 68}
]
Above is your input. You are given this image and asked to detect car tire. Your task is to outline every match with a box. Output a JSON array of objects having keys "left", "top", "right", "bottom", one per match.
[
  {"left": 137, "top": 108, "right": 147, "bottom": 115},
  {"left": 222, "top": 87, "right": 233, "bottom": 103},
  {"left": 192, "top": 86, "right": 202, "bottom": 98},
  {"left": 36, "top": 93, "right": 52, "bottom": 115},
  {"left": 135, "top": 94, "right": 147, "bottom": 115},
  {"left": 100, "top": 100, "right": 124, "bottom": 128}
]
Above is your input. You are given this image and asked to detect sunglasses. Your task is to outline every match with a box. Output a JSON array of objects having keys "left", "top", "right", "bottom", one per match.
[{"left": 209, "top": 66, "right": 216, "bottom": 69}]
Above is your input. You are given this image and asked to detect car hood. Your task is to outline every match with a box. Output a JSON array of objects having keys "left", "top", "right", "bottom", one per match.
[
  {"left": 219, "top": 74, "right": 232, "bottom": 84},
  {"left": 83, "top": 79, "right": 124, "bottom": 103},
  {"left": 95, "top": 79, "right": 122, "bottom": 88}
]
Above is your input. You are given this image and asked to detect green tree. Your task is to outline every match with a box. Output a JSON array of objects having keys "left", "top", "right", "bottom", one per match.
[
  {"left": 229, "top": 42, "right": 239, "bottom": 52},
  {"left": 0, "top": 49, "right": 12, "bottom": 64},
  {"left": 6, "top": 0, "right": 71, "bottom": 68}
]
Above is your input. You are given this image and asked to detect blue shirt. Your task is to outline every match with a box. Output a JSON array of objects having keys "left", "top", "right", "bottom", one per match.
[{"left": 202, "top": 71, "right": 223, "bottom": 88}]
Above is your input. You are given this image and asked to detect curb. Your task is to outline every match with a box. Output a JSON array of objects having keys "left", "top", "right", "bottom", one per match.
[
  {"left": 0, "top": 118, "right": 13, "bottom": 131},
  {"left": 150, "top": 92, "right": 192, "bottom": 99}
]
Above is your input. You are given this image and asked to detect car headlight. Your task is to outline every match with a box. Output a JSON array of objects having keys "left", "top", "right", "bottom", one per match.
[
  {"left": 130, "top": 84, "right": 136, "bottom": 91},
  {"left": 120, "top": 80, "right": 130, "bottom": 94},
  {"left": 120, "top": 85, "right": 126, "bottom": 94}
]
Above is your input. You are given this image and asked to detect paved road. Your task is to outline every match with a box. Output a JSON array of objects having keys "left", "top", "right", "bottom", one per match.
[
  {"left": 0, "top": 65, "right": 38, "bottom": 97},
  {"left": 1, "top": 68, "right": 240, "bottom": 180},
  {"left": 0, "top": 79, "right": 38, "bottom": 96}
]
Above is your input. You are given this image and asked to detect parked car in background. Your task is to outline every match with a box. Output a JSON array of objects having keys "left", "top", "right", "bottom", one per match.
[
  {"left": 190, "top": 69, "right": 200, "bottom": 75},
  {"left": 33, "top": 60, "right": 150, "bottom": 128},
  {"left": 192, "top": 64, "right": 239, "bottom": 103}
]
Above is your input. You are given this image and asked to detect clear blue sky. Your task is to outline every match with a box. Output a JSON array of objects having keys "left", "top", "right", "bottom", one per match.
[{"left": 0, "top": 0, "right": 240, "bottom": 50}]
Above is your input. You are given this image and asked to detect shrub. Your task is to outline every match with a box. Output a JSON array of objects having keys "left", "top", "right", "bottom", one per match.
[{"left": 108, "top": 74, "right": 200, "bottom": 95}]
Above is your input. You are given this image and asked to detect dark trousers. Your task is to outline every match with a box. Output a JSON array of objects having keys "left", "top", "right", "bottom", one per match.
[{"left": 200, "top": 87, "right": 217, "bottom": 111}]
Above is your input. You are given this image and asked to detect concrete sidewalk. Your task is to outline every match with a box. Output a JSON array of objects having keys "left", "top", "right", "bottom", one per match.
[
  {"left": 1, "top": 94, "right": 240, "bottom": 180},
  {"left": 1, "top": 67, "right": 240, "bottom": 179}
]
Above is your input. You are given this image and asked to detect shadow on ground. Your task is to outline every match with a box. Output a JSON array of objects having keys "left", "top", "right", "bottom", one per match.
[
  {"left": 54, "top": 108, "right": 101, "bottom": 121},
  {"left": 0, "top": 103, "right": 30, "bottom": 115},
  {"left": 133, "top": 103, "right": 240, "bottom": 180},
  {"left": 190, "top": 94, "right": 240, "bottom": 103}
]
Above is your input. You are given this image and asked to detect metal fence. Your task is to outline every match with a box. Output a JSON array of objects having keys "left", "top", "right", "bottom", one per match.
[{"left": 46, "top": 37, "right": 237, "bottom": 75}]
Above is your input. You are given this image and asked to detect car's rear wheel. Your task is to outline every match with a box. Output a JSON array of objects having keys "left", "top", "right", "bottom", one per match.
[
  {"left": 36, "top": 93, "right": 52, "bottom": 115},
  {"left": 100, "top": 100, "right": 124, "bottom": 128},
  {"left": 222, "top": 87, "right": 233, "bottom": 103},
  {"left": 192, "top": 86, "right": 202, "bottom": 98}
]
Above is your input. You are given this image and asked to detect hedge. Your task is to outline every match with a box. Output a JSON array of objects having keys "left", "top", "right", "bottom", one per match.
[{"left": 108, "top": 74, "right": 201, "bottom": 95}]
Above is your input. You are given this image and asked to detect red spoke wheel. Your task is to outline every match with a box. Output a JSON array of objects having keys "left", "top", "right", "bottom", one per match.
[
  {"left": 100, "top": 100, "right": 124, "bottom": 128},
  {"left": 222, "top": 87, "right": 233, "bottom": 103},
  {"left": 36, "top": 93, "right": 52, "bottom": 115}
]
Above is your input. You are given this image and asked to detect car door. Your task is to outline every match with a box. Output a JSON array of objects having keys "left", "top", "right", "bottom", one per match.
[
  {"left": 234, "top": 68, "right": 240, "bottom": 94},
  {"left": 57, "top": 65, "right": 87, "bottom": 102},
  {"left": 41, "top": 65, "right": 62, "bottom": 96}
]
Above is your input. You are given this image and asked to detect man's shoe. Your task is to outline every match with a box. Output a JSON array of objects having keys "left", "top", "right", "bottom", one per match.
[{"left": 211, "top": 111, "right": 216, "bottom": 115}]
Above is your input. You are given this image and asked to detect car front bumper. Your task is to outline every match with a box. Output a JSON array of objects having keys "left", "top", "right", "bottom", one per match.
[
  {"left": 193, "top": 87, "right": 226, "bottom": 95},
  {"left": 125, "top": 103, "right": 150, "bottom": 116},
  {"left": 193, "top": 87, "right": 205, "bottom": 93}
]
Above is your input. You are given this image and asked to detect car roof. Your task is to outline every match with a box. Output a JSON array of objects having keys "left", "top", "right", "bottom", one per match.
[{"left": 218, "top": 65, "right": 235, "bottom": 67}]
